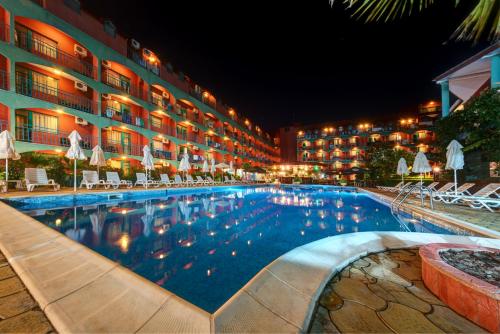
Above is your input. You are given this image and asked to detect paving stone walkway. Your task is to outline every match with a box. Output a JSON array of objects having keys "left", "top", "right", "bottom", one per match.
[
  {"left": 309, "top": 248, "right": 488, "bottom": 333},
  {"left": 0, "top": 251, "right": 54, "bottom": 333}
]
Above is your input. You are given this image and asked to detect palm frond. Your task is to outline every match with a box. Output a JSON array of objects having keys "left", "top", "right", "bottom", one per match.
[
  {"left": 331, "top": 0, "right": 500, "bottom": 41},
  {"left": 451, "top": 0, "right": 499, "bottom": 42}
]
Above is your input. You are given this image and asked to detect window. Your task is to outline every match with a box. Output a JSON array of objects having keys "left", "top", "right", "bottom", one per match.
[
  {"left": 33, "top": 112, "right": 58, "bottom": 133},
  {"left": 152, "top": 140, "right": 163, "bottom": 150},
  {"left": 32, "top": 32, "right": 57, "bottom": 59},
  {"left": 32, "top": 71, "right": 58, "bottom": 96},
  {"left": 176, "top": 125, "right": 187, "bottom": 140},
  {"left": 151, "top": 115, "right": 162, "bottom": 129},
  {"left": 334, "top": 138, "right": 342, "bottom": 145}
]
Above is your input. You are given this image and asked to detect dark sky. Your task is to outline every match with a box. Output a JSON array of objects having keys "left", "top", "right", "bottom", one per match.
[{"left": 82, "top": 0, "right": 490, "bottom": 133}]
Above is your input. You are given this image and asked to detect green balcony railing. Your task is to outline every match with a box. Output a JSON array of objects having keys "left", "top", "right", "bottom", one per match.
[{"left": 15, "top": 72, "right": 97, "bottom": 114}]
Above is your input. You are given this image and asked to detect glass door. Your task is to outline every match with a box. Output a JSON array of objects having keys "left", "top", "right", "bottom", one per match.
[{"left": 121, "top": 132, "right": 131, "bottom": 155}]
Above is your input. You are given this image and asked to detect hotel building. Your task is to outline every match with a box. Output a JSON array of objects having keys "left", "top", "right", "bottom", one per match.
[
  {"left": 279, "top": 104, "right": 440, "bottom": 180},
  {"left": 0, "top": 0, "right": 280, "bottom": 174}
]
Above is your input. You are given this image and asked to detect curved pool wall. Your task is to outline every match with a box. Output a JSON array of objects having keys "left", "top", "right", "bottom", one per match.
[{"left": 2, "top": 185, "right": 473, "bottom": 312}]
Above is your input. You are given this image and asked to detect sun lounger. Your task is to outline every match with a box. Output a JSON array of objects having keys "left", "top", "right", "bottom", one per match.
[
  {"left": 135, "top": 173, "right": 160, "bottom": 188},
  {"left": 173, "top": 174, "right": 186, "bottom": 186},
  {"left": 196, "top": 176, "right": 210, "bottom": 185},
  {"left": 377, "top": 181, "right": 403, "bottom": 191},
  {"left": 160, "top": 174, "right": 175, "bottom": 187},
  {"left": 433, "top": 183, "right": 475, "bottom": 202},
  {"left": 206, "top": 176, "right": 221, "bottom": 185},
  {"left": 105, "top": 172, "right": 132, "bottom": 189},
  {"left": 25, "top": 168, "right": 60, "bottom": 192},
  {"left": 438, "top": 183, "right": 500, "bottom": 211},
  {"left": 80, "top": 170, "right": 106, "bottom": 190}
]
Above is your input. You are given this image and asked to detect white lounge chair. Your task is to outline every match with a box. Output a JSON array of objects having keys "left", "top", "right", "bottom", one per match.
[
  {"left": 439, "top": 183, "right": 500, "bottom": 211},
  {"left": 160, "top": 174, "right": 175, "bottom": 187},
  {"left": 377, "top": 181, "right": 403, "bottom": 191},
  {"left": 173, "top": 174, "right": 186, "bottom": 187},
  {"left": 229, "top": 176, "right": 239, "bottom": 184},
  {"left": 223, "top": 176, "right": 233, "bottom": 184},
  {"left": 434, "top": 183, "right": 475, "bottom": 202},
  {"left": 80, "top": 170, "right": 106, "bottom": 190},
  {"left": 25, "top": 168, "right": 60, "bottom": 192},
  {"left": 105, "top": 172, "right": 132, "bottom": 189},
  {"left": 135, "top": 173, "right": 160, "bottom": 188},
  {"left": 206, "top": 176, "right": 221, "bottom": 185},
  {"left": 196, "top": 176, "right": 210, "bottom": 185}
]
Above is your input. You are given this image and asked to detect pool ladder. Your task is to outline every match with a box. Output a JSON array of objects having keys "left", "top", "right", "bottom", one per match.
[{"left": 391, "top": 183, "right": 434, "bottom": 214}]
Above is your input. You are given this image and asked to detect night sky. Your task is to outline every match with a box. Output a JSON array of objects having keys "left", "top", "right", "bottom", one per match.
[{"left": 82, "top": 0, "right": 490, "bottom": 133}]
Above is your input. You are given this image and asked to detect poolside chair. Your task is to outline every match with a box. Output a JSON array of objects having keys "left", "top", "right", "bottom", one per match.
[
  {"left": 186, "top": 174, "right": 201, "bottom": 186},
  {"left": 433, "top": 183, "right": 475, "bottom": 202},
  {"left": 105, "top": 172, "right": 132, "bottom": 189},
  {"left": 377, "top": 181, "right": 403, "bottom": 191},
  {"left": 229, "top": 176, "right": 240, "bottom": 184},
  {"left": 206, "top": 176, "right": 221, "bottom": 185},
  {"left": 439, "top": 183, "right": 500, "bottom": 211},
  {"left": 173, "top": 174, "right": 186, "bottom": 187},
  {"left": 384, "top": 182, "right": 413, "bottom": 193},
  {"left": 25, "top": 168, "right": 60, "bottom": 192},
  {"left": 80, "top": 170, "right": 106, "bottom": 190},
  {"left": 135, "top": 173, "right": 160, "bottom": 188},
  {"left": 159, "top": 174, "right": 175, "bottom": 187},
  {"left": 196, "top": 176, "right": 211, "bottom": 185},
  {"left": 223, "top": 176, "right": 233, "bottom": 184}
]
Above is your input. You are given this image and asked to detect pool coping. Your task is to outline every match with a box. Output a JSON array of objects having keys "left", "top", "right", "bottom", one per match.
[{"left": 1, "top": 187, "right": 499, "bottom": 333}]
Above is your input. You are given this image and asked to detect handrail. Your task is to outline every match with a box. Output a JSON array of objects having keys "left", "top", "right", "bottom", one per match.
[{"left": 391, "top": 183, "right": 434, "bottom": 213}]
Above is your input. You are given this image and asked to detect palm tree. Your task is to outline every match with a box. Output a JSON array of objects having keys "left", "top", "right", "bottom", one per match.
[{"left": 331, "top": 0, "right": 499, "bottom": 42}]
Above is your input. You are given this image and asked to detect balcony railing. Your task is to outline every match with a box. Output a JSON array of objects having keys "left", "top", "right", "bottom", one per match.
[
  {"left": 102, "top": 105, "right": 147, "bottom": 128},
  {"left": 0, "top": 70, "right": 9, "bottom": 91},
  {"left": 152, "top": 149, "right": 172, "bottom": 160},
  {"left": 15, "top": 29, "right": 95, "bottom": 79},
  {"left": 151, "top": 123, "right": 175, "bottom": 137},
  {"left": 15, "top": 72, "right": 97, "bottom": 114},
  {"left": 102, "top": 70, "right": 145, "bottom": 100},
  {"left": 102, "top": 139, "right": 142, "bottom": 156},
  {"left": 15, "top": 125, "right": 95, "bottom": 149}
]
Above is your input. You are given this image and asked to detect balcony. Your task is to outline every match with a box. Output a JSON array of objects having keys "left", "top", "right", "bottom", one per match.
[
  {"left": 102, "top": 139, "right": 142, "bottom": 156},
  {"left": 0, "top": 70, "right": 9, "bottom": 90},
  {"left": 151, "top": 123, "right": 175, "bottom": 137},
  {"left": 102, "top": 104, "right": 147, "bottom": 128},
  {"left": 152, "top": 149, "right": 172, "bottom": 160},
  {"left": 15, "top": 29, "right": 96, "bottom": 79},
  {"left": 102, "top": 70, "right": 145, "bottom": 100},
  {"left": 15, "top": 72, "right": 97, "bottom": 114},
  {"left": 15, "top": 125, "right": 95, "bottom": 149}
]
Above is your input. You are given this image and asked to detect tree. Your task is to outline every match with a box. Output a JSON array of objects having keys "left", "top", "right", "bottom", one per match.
[
  {"left": 365, "top": 142, "right": 415, "bottom": 182},
  {"left": 435, "top": 89, "right": 500, "bottom": 163},
  {"left": 332, "top": 0, "right": 499, "bottom": 42}
]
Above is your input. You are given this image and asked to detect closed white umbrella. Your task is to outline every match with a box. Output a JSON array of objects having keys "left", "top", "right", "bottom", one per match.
[
  {"left": 396, "top": 157, "right": 409, "bottom": 184},
  {"left": 445, "top": 140, "right": 464, "bottom": 195},
  {"left": 210, "top": 158, "right": 216, "bottom": 176},
  {"left": 413, "top": 151, "right": 432, "bottom": 196},
  {"left": 65, "top": 130, "right": 87, "bottom": 192},
  {"left": 141, "top": 145, "right": 155, "bottom": 188},
  {"left": 90, "top": 145, "right": 106, "bottom": 178},
  {"left": 202, "top": 158, "right": 209, "bottom": 176},
  {"left": 0, "top": 130, "right": 20, "bottom": 184},
  {"left": 229, "top": 161, "right": 234, "bottom": 175},
  {"left": 141, "top": 200, "right": 155, "bottom": 237},
  {"left": 178, "top": 148, "right": 191, "bottom": 178}
]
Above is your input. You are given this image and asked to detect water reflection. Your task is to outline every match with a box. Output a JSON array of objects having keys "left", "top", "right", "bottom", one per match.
[{"left": 18, "top": 186, "right": 466, "bottom": 312}]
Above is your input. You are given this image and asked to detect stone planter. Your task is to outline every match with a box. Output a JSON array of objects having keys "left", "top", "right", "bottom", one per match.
[{"left": 420, "top": 243, "right": 499, "bottom": 333}]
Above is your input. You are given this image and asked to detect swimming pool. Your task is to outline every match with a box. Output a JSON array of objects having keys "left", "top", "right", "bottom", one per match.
[{"left": 4, "top": 185, "right": 470, "bottom": 312}]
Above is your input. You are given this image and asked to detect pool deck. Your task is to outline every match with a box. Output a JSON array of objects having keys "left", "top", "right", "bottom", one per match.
[{"left": 0, "top": 186, "right": 499, "bottom": 333}]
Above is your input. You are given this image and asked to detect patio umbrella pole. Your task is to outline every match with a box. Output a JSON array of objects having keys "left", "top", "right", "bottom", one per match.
[
  {"left": 420, "top": 173, "right": 424, "bottom": 207},
  {"left": 454, "top": 169, "right": 457, "bottom": 196},
  {"left": 74, "top": 160, "right": 77, "bottom": 192},
  {"left": 5, "top": 158, "right": 7, "bottom": 183}
]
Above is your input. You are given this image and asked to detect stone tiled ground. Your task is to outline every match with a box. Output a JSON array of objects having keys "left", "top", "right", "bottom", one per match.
[
  {"left": 367, "top": 188, "right": 499, "bottom": 233},
  {"left": 0, "top": 251, "right": 54, "bottom": 334},
  {"left": 309, "top": 248, "right": 488, "bottom": 333}
]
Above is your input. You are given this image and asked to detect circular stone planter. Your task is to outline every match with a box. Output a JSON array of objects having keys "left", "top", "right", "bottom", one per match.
[{"left": 420, "top": 243, "right": 500, "bottom": 333}]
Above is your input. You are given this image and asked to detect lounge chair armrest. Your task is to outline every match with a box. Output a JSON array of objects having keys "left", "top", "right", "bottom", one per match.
[{"left": 47, "top": 179, "right": 57, "bottom": 185}]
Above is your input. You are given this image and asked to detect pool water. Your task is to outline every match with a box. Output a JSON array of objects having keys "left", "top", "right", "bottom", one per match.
[{"left": 5, "top": 185, "right": 467, "bottom": 312}]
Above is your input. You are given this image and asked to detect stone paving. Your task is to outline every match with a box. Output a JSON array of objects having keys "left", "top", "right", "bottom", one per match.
[
  {"left": 309, "top": 248, "right": 488, "bottom": 333},
  {"left": 0, "top": 251, "right": 54, "bottom": 334},
  {"left": 367, "top": 188, "right": 500, "bottom": 233}
]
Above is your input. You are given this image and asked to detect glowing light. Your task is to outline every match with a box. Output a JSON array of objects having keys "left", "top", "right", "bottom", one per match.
[
  {"left": 117, "top": 233, "right": 130, "bottom": 253},
  {"left": 55, "top": 219, "right": 62, "bottom": 226},
  {"left": 53, "top": 69, "right": 61, "bottom": 75},
  {"left": 121, "top": 209, "right": 128, "bottom": 215},
  {"left": 231, "top": 250, "right": 237, "bottom": 256},
  {"left": 55, "top": 109, "right": 63, "bottom": 114},
  {"left": 159, "top": 204, "right": 165, "bottom": 209},
  {"left": 55, "top": 149, "right": 62, "bottom": 153},
  {"left": 207, "top": 269, "right": 212, "bottom": 276},
  {"left": 300, "top": 230, "right": 305, "bottom": 236},
  {"left": 433, "top": 167, "right": 441, "bottom": 173},
  {"left": 121, "top": 155, "right": 127, "bottom": 160}
]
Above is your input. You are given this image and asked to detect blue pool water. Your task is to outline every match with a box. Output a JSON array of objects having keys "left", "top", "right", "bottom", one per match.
[{"left": 4, "top": 185, "right": 469, "bottom": 312}]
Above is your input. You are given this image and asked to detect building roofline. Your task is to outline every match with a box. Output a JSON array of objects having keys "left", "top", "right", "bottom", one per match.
[{"left": 433, "top": 42, "right": 500, "bottom": 82}]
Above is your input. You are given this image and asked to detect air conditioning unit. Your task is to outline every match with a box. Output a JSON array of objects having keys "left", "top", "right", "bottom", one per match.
[
  {"left": 192, "top": 127, "right": 199, "bottom": 133},
  {"left": 74, "top": 81, "right": 87, "bottom": 92},
  {"left": 193, "top": 109, "right": 199, "bottom": 114},
  {"left": 102, "top": 93, "right": 111, "bottom": 100},
  {"left": 162, "top": 91, "right": 169, "bottom": 99},
  {"left": 143, "top": 48, "right": 153, "bottom": 57},
  {"left": 74, "top": 44, "right": 87, "bottom": 57},
  {"left": 101, "top": 60, "right": 111, "bottom": 69},
  {"left": 75, "top": 117, "right": 88, "bottom": 125},
  {"left": 162, "top": 138, "right": 170, "bottom": 144},
  {"left": 130, "top": 39, "right": 140, "bottom": 50}
]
